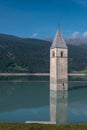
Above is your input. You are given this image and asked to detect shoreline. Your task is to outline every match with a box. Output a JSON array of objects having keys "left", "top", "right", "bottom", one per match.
[{"left": 0, "top": 73, "right": 87, "bottom": 76}]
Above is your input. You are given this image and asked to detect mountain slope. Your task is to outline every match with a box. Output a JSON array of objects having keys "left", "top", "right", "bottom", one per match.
[{"left": 0, "top": 34, "right": 87, "bottom": 73}]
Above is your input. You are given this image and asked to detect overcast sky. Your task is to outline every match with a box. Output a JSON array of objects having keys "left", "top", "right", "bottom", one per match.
[{"left": 0, "top": 0, "right": 87, "bottom": 39}]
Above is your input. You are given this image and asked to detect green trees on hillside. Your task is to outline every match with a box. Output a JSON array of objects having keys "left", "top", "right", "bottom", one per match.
[{"left": 0, "top": 34, "right": 87, "bottom": 73}]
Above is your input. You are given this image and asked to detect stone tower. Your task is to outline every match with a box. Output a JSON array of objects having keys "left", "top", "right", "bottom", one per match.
[{"left": 50, "top": 26, "right": 68, "bottom": 91}]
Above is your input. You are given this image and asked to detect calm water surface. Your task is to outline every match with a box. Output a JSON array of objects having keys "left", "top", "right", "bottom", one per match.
[{"left": 0, "top": 76, "right": 87, "bottom": 124}]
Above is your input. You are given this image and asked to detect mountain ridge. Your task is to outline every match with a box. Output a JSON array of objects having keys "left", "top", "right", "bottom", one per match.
[{"left": 0, "top": 34, "right": 87, "bottom": 73}]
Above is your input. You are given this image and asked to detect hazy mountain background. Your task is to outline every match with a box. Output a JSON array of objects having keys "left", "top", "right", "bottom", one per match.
[{"left": 0, "top": 34, "right": 87, "bottom": 73}]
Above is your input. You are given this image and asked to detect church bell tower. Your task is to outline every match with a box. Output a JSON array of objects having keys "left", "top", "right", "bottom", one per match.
[{"left": 50, "top": 26, "right": 68, "bottom": 91}]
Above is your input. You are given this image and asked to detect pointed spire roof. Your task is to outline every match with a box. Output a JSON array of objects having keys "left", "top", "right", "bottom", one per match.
[{"left": 51, "top": 27, "right": 67, "bottom": 49}]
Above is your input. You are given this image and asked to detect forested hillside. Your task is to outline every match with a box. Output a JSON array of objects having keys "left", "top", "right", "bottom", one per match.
[{"left": 0, "top": 34, "right": 87, "bottom": 73}]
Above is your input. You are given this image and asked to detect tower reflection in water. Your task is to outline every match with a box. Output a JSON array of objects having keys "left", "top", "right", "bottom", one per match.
[{"left": 50, "top": 83, "right": 68, "bottom": 124}]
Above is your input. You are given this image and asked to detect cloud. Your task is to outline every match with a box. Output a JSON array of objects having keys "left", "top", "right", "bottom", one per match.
[
  {"left": 71, "top": 32, "right": 80, "bottom": 39},
  {"left": 83, "top": 31, "right": 87, "bottom": 37},
  {"left": 32, "top": 33, "right": 38, "bottom": 38}
]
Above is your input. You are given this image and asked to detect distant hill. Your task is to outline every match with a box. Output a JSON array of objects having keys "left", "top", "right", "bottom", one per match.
[
  {"left": 0, "top": 34, "right": 87, "bottom": 73},
  {"left": 46, "top": 38, "right": 87, "bottom": 48},
  {"left": 66, "top": 38, "right": 87, "bottom": 45},
  {"left": 66, "top": 39, "right": 87, "bottom": 50}
]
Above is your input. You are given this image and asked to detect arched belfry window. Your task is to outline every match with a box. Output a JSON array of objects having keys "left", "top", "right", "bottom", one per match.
[
  {"left": 52, "top": 51, "right": 55, "bottom": 57},
  {"left": 61, "top": 51, "right": 63, "bottom": 57}
]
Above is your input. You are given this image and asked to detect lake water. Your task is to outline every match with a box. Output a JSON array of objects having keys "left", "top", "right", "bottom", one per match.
[{"left": 0, "top": 76, "right": 87, "bottom": 124}]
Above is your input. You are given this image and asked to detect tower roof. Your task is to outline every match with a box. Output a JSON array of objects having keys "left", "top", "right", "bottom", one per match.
[{"left": 51, "top": 28, "right": 67, "bottom": 49}]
